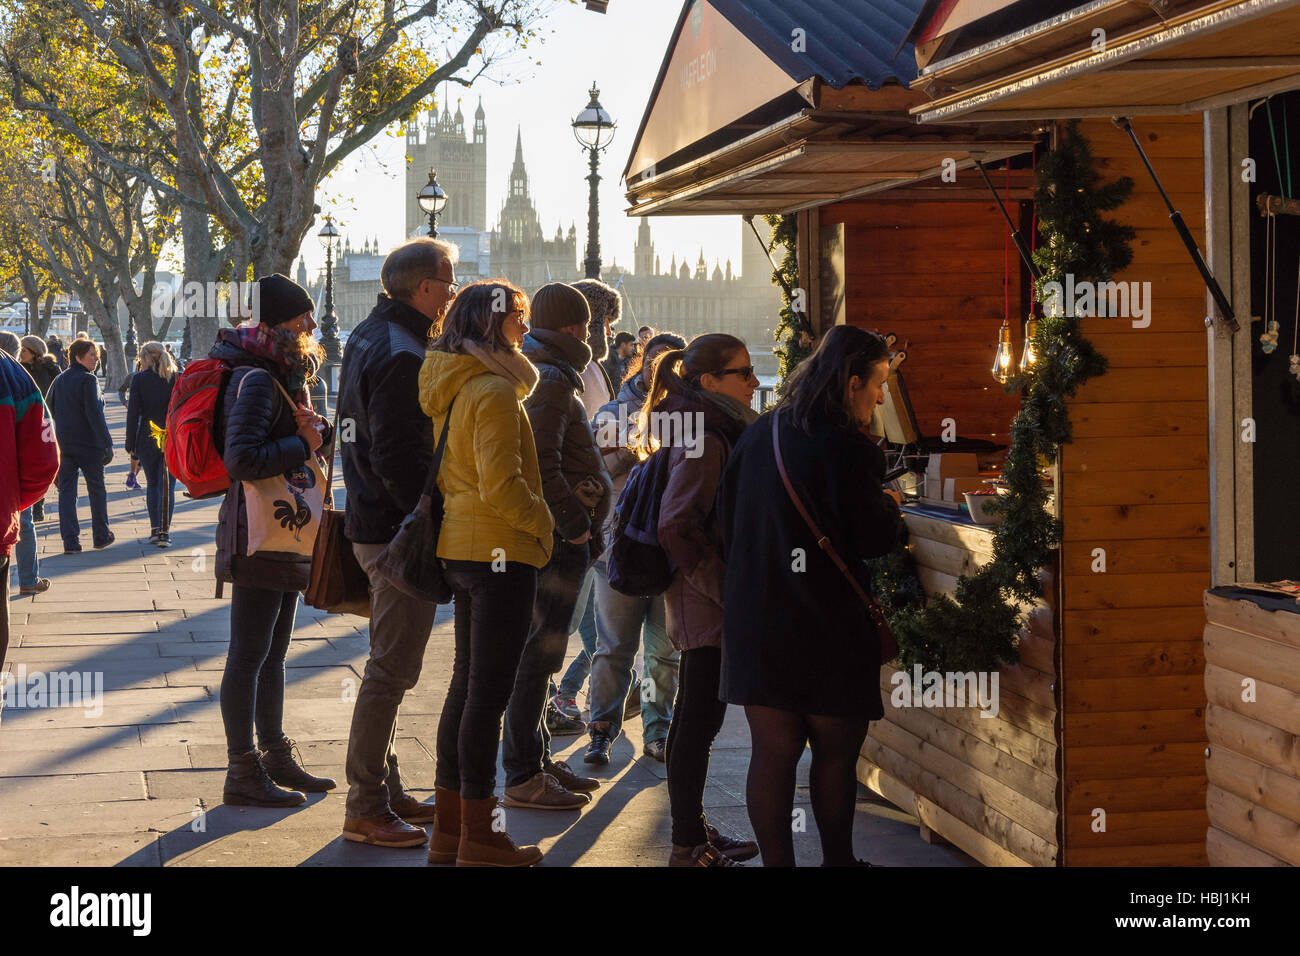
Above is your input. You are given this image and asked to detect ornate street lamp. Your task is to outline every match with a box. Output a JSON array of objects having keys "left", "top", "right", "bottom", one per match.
[
  {"left": 417, "top": 167, "right": 449, "bottom": 238},
  {"left": 317, "top": 215, "right": 342, "bottom": 370},
  {"left": 572, "top": 82, "right": 617, "bottom": 280}
]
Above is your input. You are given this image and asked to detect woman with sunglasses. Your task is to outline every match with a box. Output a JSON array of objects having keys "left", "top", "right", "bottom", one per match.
[{"left": 639, "top": 333, "right": 762, "bottom": 866}]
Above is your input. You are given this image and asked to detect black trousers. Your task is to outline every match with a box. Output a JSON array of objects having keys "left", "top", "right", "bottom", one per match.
[
  {"left": 437, "top": 559, "right": 538, "bottom": 799},
  {"left": 666, "top": 645, "right": 728, "bottom": 847}
]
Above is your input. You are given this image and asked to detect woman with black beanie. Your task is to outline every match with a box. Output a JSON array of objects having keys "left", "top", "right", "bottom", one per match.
[{"left": 212, "top": 273, "right": 337, "bottom": 808}]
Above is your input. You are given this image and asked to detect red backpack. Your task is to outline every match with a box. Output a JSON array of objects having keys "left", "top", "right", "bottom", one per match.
[{"left": 164, "top": 358, "right": 234, "bottom": 499}]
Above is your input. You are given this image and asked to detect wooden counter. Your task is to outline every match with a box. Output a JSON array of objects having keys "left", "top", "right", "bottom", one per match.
[
  {"left": 857, "top": 508, "right": 1061, "bottom": 867},
  {"left": 1202, "top": 589, "right": 1300, "bottom": 866}
]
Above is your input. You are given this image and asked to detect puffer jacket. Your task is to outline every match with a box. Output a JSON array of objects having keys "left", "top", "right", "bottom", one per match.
[
  {"left": 521, "top": 328, "right": 612, "bottom": 558},
  {"left": 419, "top": 349, "right": 554, "bottom": 568},
  {"left": 124, "top": 368, "right": 175, "bottom": 459},
  {"left": 210, "top": 335, "right": 334, "bottom": 592},
  {"left": 656, "top": 388, "right": 750, "bottom": 652}
]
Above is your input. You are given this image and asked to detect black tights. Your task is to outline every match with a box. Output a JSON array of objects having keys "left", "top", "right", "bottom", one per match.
[{"left": 744, "top": 705, "right": 871, "bottom": 867}]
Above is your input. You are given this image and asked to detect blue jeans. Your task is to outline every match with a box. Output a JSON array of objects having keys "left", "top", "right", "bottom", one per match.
[
  {"left": 12, "top": 507, "right": 37, "bottom": 589},
  {"left": 588, "top": 557, "right": 678, "bottom": 743},
  {"left": 555, "top": 566, "right": 598, "bottom": 699},
  {"left": 138, "top": 445, "right": 176, "bottom": 534}
]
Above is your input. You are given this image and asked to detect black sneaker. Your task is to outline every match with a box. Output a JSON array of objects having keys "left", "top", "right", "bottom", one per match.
[
  {"left": 93, "top": 532, "right": 115, "bottom": 550},
  {"left": 584, "top": 727, "right": 615, "bottom": 766},
  {"left": 156, "top": 533, "right": 171, "bottom": 549},
  {"left": 544, "top": 699, "right": 585, "bottom": 736},
  {"left": 63, "top": 544, "right": 82, "bottom": 554}
]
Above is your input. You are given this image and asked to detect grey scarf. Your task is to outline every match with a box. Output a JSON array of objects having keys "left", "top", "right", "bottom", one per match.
[{"left": 700, "top": 388, "right": 760, "bottom": 427}]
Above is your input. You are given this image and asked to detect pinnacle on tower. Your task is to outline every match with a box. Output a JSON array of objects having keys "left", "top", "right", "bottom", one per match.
[{"left": 475, "top": 96, "right": 485, "bottom": 119}]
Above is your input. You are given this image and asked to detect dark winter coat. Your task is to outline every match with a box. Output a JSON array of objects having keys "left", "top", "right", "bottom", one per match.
[
  {"left": 210, "top": 336, "right": 334, "bottom": 592},
  {"left": 337, "top": 294, "right": 435, "bottom": 544},
  {"left": 23, "top": 356, "right": 59, "bottom": 397},
  {"left": 521, "top": 327, "right": 612, "bottom": 559},
  {"left": 601, "top": 352, "right": 630, "bottom": 389},
  {"left": 656, "top": 389, "right": 749, "bottom": 652},
  {"left": 716, "top": 407, "right": 904, "bottom": 719},
  {"left": 47, "top": 362, "right": 112, "bottom": 457},
  {"left": 124, "top": 368, "right": 175, "bottom": 460}
]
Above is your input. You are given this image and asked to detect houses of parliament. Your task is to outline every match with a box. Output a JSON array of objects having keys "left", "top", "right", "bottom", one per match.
[{"left": 314, "top": 98, "right": 783, "bottom": 351}]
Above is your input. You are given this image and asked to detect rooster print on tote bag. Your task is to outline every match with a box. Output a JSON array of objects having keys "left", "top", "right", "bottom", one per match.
[{"left": 244, "top": 455, "right": 326, "bottom": 557}]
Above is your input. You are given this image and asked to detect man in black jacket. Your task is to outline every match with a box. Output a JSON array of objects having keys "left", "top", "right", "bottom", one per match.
[
  {"left": 47, "top": 338, "right": 114, "bottom": 553},
  {"left": 338, "top": 237, "right": 459, "bottom": 848},
  {"left": 500, "top": 282, "right": 612, "bottom": 811}
]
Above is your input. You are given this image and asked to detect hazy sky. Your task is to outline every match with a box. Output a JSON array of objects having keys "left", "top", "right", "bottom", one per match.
[{"left": 299, "top": 0, "right": 746, "bottom": 280}]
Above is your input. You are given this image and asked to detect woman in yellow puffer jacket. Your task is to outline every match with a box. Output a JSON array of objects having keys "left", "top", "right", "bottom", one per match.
[{"left": 417, "top": 279, "right": 554, "bottom": 868}]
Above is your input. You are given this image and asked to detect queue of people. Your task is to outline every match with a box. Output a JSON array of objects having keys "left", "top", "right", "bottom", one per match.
[{"left": 1, "top": 237, "right": 903, "bottom": 870}]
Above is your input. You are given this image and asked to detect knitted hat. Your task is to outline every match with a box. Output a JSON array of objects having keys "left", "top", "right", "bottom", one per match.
[
  {"left": 529, "top": 283, "right": 591, "bottom": 332},
  {"left": 250, "top": 273, "right": 315, "bottom": 326},
  {"left": 0, "top": 331, "right": 19, "bottom": 358},
  {"left": 20, "top": 335, "right": 47, "bottom": 358}
]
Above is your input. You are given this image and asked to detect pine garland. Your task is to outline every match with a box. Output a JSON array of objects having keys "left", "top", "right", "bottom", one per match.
[
  {"left": 763, "top": 213, "right": 815, "bottom": 393},
  {"left": 870, "top": 121, "right": 1136, "bottom": 674}
]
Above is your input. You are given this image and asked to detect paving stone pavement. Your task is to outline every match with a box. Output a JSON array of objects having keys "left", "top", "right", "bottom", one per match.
[{"left": 1, "top": 399, "right": 974, "bottom": 868}]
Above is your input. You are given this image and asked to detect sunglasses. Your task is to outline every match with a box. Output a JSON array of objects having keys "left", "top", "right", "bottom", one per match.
[{"left": 715, "top": 365, "right": 755, "bottom": 380}]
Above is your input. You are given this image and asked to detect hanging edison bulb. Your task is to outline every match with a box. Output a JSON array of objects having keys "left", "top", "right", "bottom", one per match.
[
  {"left": 1018, "top": 315, "right": 1040, "bottom": 374},
  {"left": 991, "top": 318, "right": 1015, "bottom": 384}
]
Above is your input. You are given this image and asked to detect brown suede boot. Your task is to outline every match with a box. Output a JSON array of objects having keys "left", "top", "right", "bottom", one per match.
[
  {"left": 456, "top": 796, "right": 542, "bottom": 867},
  {"left": 427, "top": 786, "right": 460, "bottom": 864}
]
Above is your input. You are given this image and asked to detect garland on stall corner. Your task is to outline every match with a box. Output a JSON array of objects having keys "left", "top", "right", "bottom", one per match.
[
  {"left": 868, "top": 121, "right": 1136, "bottom": 673},
  {"left": 763, "top": 213, "right": 815, "bottom": 394}
]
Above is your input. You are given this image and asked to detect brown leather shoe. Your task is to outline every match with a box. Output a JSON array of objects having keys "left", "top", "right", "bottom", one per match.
[
  {"left": 427, "top": 786, "right": 460, "bottom": 865},
  {"left": 544, "top": 758, "right": 599, "bottom": 794},
  {"left": 668, "top": 842, "right": 742, "bottom": 867},
  {"left": 457, "top": 796, "right": 542, "bottom": 867},
  {"left": 501, "top": 771, "right": 587, "bottom": 810},
  {"left": 342, "top": 809, "right": 428, "bottom": 848},
  {"left": 390, "top": 792, "right": 437, "bottom": 824}
]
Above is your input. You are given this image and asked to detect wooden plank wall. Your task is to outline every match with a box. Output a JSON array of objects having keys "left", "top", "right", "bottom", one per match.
[
  {"left": 820, "top": 196, "right": 1026, "bottom": 447},
  {"left": 1202, "top": 593, "right": 1300, "bottom": 865},
  {"left": 1059, "top": 116, "right": 1211, "bottom": 866},
  {"left": 861, "top": 513, "right": 1061, "bottom": 867}
]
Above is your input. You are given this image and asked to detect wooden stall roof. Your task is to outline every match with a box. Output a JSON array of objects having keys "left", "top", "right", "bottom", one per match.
[
  {"left": 625, "top": 82, "right": 1038, "bottom": 217},
  {"left": 622, "top": 0, "right": 1038, "bottom": 218},
  {"left": 910, "top": 0, "right": 1300, "bottom": 123}
]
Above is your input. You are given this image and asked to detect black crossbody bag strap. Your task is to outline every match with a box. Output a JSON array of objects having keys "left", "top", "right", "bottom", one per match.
[{"left": 422, "top": 397, "right": 456, "bottom": 497}]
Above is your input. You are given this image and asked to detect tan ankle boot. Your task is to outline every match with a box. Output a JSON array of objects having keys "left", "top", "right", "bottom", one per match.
[
  {"left": 427, "top": 786, "right": 460, "bottom": 864},
  {"left": 457, "top": 796, "right": 542, "bottom": 867}
]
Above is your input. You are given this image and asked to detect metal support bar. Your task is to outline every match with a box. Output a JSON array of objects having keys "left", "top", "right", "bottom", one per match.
[
  {"left": 972, "top": 158, "right": 1042, "bottom": 280},
  {"left": 1114, "top": 116, "right": 1240, "bottom": 332}
]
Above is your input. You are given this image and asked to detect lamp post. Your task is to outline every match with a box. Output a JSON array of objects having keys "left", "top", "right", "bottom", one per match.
[
  {"left": 124, "top": 311, "right": 137, "bottom": 362},
  {"left": 317, "top": 215, "right": 342, "bottom": 376},
  {"left": 417, "top": 167, "right": 448, "bottom": 238},
  {"left": 572, "top": 82, "right": 617, "bottom": 280}
]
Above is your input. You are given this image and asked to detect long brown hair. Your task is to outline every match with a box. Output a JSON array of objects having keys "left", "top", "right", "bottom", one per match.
[
  {"left": 431, "top": 279, "right": 529, "bottom": 353},
  {"left": 779, "top": 325, "right": 890, "bottom": 433},
  {"left": 635, "top": 332, "right": 747, "bottom": 458}
]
